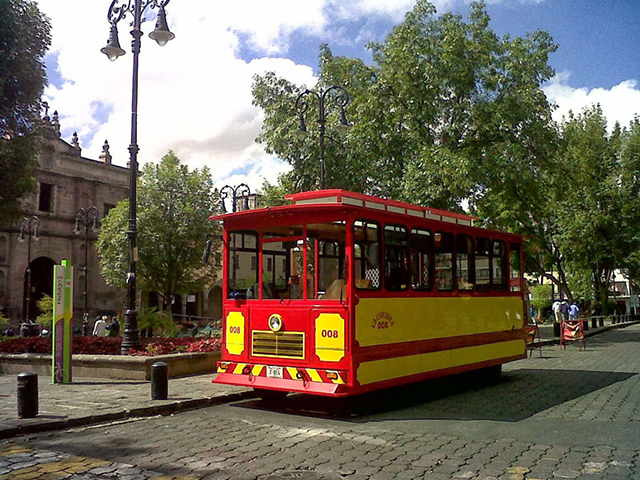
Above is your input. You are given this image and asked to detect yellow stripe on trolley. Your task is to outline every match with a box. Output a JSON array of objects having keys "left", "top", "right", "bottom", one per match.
[
  {"left": 331, "top": 373, "right": 345, "bottom": 385},
  {"left": 305, "top": 368, "right": 322, "bottom": 383},
  {"left": 357, "top": 340, "right": 524, "bottom": 385},
  {"left": 286, "top": 367, "right": 299, "bottom": 380},
  {"left": 233, "top": 363, "right": 247, "bottom": 375},
  {"left": 251, "top": 365, "right": 265, "bottom": 376}
]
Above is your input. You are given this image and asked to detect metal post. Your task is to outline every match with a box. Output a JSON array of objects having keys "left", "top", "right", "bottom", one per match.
[
  {"left": 17, "top": 372, "right": 38, "bottom": 418},
  {"left": 75, "top": 206, "right": 98, "bottom": 318},
  {"left": 295, "top": 86, "right": 350, "bottom": 190},
  {"left": 20, "top": 216, "right": 39, "bottom": 323},
  {"left": 151, "top": 361, "right": 168, "bottom": 399},
  {"left": 101, "top": 0, "right": 174, "bottom": 354}
]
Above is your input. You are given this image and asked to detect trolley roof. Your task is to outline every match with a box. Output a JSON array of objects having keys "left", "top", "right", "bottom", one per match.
[{"left": 210, "top": 189, "right": 476, "bottom": 227}]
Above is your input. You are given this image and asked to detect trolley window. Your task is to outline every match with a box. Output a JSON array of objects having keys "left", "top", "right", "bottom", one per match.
[
  {"left": 410, "top": 228, "right": 432, "bottom": 291},
  {"left": 353, "top": 220, "right": 381, "bottom": 290},
  {"left": 434, "top": 232, "right": 454, "bottom": 291},
  {"left": 261, "top": 225, "right": 304, "bottom": 300},
  {"left": 227, "top": 231, "right": 259, "bottom": 299},
  {"left": 510, "top": 242, "right": 522, "bottom": 292},
  {"left": 456, "top": 234, "right": 473, "bottom": 291},
  {"left": 475, "top": 237, "right": 491, "bottom": 291},
  {"left": 307, "top": 222, "right": 347, "bottom": 300},
  {"left": 493, "top": 240, "right": 508, "bottom": 290},
  {"left": 384, "top": 225, "right": 409, "bottom": 291}
]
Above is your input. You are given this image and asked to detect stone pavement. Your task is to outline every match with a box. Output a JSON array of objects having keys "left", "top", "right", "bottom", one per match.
[
  {"left": 0, "top": 322, "right": 639, "bottom": 479},
  {"left": 0, "top": 321, "right": 636, "bottom": 440},
  {"left": 0, "top": 374, "right": 252, "bottom": 440}
]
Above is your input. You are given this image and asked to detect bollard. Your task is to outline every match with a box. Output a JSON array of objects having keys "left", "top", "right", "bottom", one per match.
[
  {"left": 17, "top": 372, "right": 38, "bottom": 418},
  {"left": 591, "top": 318, "right": 597, "bottom": 328},
  {"left": 151, "top": 362, "right": 168, "bottom": 400},
  {"left": 553, "top": 321, "right": 561, "bottom": 337},
  {"left": 599, "top": 317, "right": 604, "bottom": 327}
]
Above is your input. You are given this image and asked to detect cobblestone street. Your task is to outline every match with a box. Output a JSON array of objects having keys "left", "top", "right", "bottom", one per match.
[{"left": 2, "top": 325, "right": 639, "bottom": 480}]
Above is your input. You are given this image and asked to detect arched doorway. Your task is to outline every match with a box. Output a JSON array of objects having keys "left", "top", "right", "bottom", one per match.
[{"left": 23, "top": 256, "right": 55, "bottom": 321}]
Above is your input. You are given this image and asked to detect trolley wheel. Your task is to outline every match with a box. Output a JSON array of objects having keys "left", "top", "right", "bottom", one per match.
[
  {"left": 479, "top": 364, "right": 502, "bottom": 384},
  {"left": 254, "top": 388, "right": 288, "bottom": 403}
]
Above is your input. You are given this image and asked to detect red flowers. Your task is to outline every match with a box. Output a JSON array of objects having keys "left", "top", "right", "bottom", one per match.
[{"left": 0, "top": 336, "right": 221, "bottom": 355}]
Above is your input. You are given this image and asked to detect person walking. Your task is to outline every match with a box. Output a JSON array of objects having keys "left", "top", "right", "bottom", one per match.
[
  {"left": 93, "top": 316, "right": 107, "bottom": 337},
  {"left": 569, "top": 302, "right": 580, "bottom": 321},
  {"left": 107, "top": 316, "right": 120, "bottom": 337}
]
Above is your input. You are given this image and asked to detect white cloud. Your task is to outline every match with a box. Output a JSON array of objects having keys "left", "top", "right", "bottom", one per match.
[{"left": 544, "top": 73, "right": 640, "bottom": 131}]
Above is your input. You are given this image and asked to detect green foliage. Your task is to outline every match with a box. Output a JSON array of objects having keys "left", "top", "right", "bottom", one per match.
[
  {"left": 530, "top": 284, "right": 552, "bottom": 319},
  {"left": 35, "top": 294, "right": 53, "bottom": 328},
  {"left": 253, "top": 0, "right": 557, "bottom": 211},
  {"left": 0, "top": 310, "right": 9, "bottom": 331},
  {"left": 97, "top": 151, "right": 221, "bottom": 303},
  {"left": 0, "top": 0, "right": 51, "bottom": 226},
  {"left": 137, "top": 307, "right": 177, "bottom": 338}
]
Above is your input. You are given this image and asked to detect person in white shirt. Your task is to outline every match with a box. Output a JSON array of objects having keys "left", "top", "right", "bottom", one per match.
[
  {"left": 552, "top": 300, "right": 562, "bottom": 324},
  {"left": 92, "top": 316, "right": 107, "bottom": 337}
]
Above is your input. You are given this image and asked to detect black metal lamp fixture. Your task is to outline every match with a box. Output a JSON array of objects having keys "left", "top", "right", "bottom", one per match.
[
  {"left": 74, "top": 206, "right": 99, "bottom": 319},
  {"left": 220, "top": 184, "right": 251, "bottom": 213},
  {"left": 101, "top": 0, "right": 175, "bottom": 355},
  {"left": 19, "top": 216, "right": 40, "bottom": 322},
  {"left": 294, "top": 86, "right": 352, "bottom": 190}
]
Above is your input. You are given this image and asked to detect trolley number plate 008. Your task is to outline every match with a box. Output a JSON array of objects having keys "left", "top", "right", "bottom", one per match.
[{"left": 267, "top": 366, "right": 283, "bottom": 379}]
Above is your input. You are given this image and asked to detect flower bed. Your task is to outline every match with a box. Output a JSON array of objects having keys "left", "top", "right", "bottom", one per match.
[{"left": 0, "top": 336, "right": 221, "bottom": 355}]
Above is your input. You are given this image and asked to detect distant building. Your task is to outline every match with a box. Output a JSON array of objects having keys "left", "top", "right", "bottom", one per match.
[{"left": 0, "top": 110, "right": 129, "bottom": 324}]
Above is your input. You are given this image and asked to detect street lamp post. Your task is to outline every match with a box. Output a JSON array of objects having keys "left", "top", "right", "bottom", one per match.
[
  {"left": 295, "top": 86, "right": 351, "bottom": 190},
  {"left": 19, "top": 216, "right": 40, "bottom": 322},
  {"left": 101, "top": 0, "right": 175, "bottom": 355},
  {"left": 74, "top": 206, "right": 99, "bottom": 319},
  {"left": 220, "top": 184, "right": 251, "bottom": 213}
]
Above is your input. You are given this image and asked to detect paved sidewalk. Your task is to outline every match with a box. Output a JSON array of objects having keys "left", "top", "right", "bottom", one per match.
[
  {"left": 0, "top": 374, "right": 253, "bottom": 439},
  {"left": 0, "top": 320, "right": 636, "bottom": 440}
]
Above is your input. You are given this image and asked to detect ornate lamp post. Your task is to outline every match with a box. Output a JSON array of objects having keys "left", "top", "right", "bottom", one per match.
[
  {"left": 74, "top": 206, "right": 99, "bottom": 318},
  {"left": 294, "top": 86, "right": 351, "bottom": 190},
  {"left": 220, "top": 184, "right": 251, "bottom": 213},
  {"left": 101, "top": 0, "right": 175, "bottom": 354},
  {"left": 19, "top": 216, "right": 40, "bottom": 322}
]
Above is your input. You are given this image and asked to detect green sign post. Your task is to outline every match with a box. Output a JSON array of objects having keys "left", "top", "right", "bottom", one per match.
[{"left": 52, "top": 260, "right": 73, "bottom": 384}]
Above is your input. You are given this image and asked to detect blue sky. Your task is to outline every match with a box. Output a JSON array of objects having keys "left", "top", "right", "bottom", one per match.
[{"left": 38, "top": 0, "right": 640, "bottom": 190}]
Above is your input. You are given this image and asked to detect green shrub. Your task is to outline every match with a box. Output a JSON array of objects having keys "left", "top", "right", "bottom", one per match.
[{"left": 36, "top": 294, "right": 53, "bottom": 328}]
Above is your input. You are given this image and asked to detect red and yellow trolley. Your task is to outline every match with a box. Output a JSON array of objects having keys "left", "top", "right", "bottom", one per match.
[{"left": 212, "top": 190, "right": 527, "bottom": 398}]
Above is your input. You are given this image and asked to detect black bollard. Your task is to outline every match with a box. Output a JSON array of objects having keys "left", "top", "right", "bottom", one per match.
[
  {"left": 591, "top": 318, "right": 597, "bottom": 328},
  {"left": 553, "top": 321, "right": 561, "bottom": 337},
  {"left": 17, "top": 372, "right": 38, "bottom": 418},
  {"left": 151, "top": 362, "right": 168, "bottom": 400}
]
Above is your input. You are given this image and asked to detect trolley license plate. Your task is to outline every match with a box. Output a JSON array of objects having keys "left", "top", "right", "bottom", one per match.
[{"left": 266, "top": 366, "right": 283, "bottom": 379}]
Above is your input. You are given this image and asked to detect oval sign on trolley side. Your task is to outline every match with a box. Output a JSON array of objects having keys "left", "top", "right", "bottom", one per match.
[{"left": 268, "top": 314, "right": 283, "bottom": 332}]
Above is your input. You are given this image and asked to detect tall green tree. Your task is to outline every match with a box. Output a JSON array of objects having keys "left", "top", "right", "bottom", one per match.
[
  {"left": 554, "top": 108, "right": 640, "bottom": 311},
  {"left": 0, "top": 0, "right": 51, "bottom": 226},
  {"left": 97, "top": 152, "right": 220, "bottom": 311},
  {"left": 253, "top": 0, "right": 558, "bottom": 212}
]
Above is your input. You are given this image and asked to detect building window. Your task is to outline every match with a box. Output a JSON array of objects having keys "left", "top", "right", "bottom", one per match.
[{"left": 38, "top": 183, "right": 55, "bottom": 213}]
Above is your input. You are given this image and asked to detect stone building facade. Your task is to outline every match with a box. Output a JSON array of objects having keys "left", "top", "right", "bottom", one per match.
[{"left": 0, "top": 111, "right": 129, "bottom": 325}]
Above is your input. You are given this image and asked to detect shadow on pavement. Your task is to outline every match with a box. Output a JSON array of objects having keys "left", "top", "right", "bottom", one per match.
[{"left": 236, "top": 368, "right": 635, "bottom": 423}]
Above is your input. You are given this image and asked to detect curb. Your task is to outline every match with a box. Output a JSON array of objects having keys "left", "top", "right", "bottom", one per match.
[{"left": 0, "top": 390, "right": 256, "bottom": 440}]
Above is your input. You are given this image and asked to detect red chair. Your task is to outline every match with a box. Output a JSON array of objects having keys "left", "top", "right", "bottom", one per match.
[
  {"left": 525, "top": 323, "right": 542, "bottom": 357},
  {"left": 560, "top": 320, "right": 585, "bottom": 350}
]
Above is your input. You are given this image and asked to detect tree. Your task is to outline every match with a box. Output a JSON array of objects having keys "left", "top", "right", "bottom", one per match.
[
  {"left": 97, "top": 152, "right": 220, "bottom": 312},
  {"left": 0, "top": 0, "right": 51, "bottom": 226},
  {"left": 253, "top": 0, "right": 558, "bottom": 212},
  {"left": 553, "top": 108, "right": 640, "bottom": 312}
]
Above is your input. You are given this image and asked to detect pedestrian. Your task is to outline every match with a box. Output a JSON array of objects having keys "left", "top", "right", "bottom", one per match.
[
  {"left": 93, "top": 315, "right": 107, "bottom": 337},
  {"left": 560, "top": 301, "right": 569, "bottom": 321},
  {"left": 569, "top": 302, "right": 580, "bottom": 321},
  {"left": 107, "top": 316, "right": 120, "bottom": 337},
  {"left": 3, "top": 325, "right": 14, "bottom": 337},
  {"left": 82, "top": 313, "right": 90, "bottom": 337},
  {"left": 552, "top": 300, "right": 562, "bottom": 324}
]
